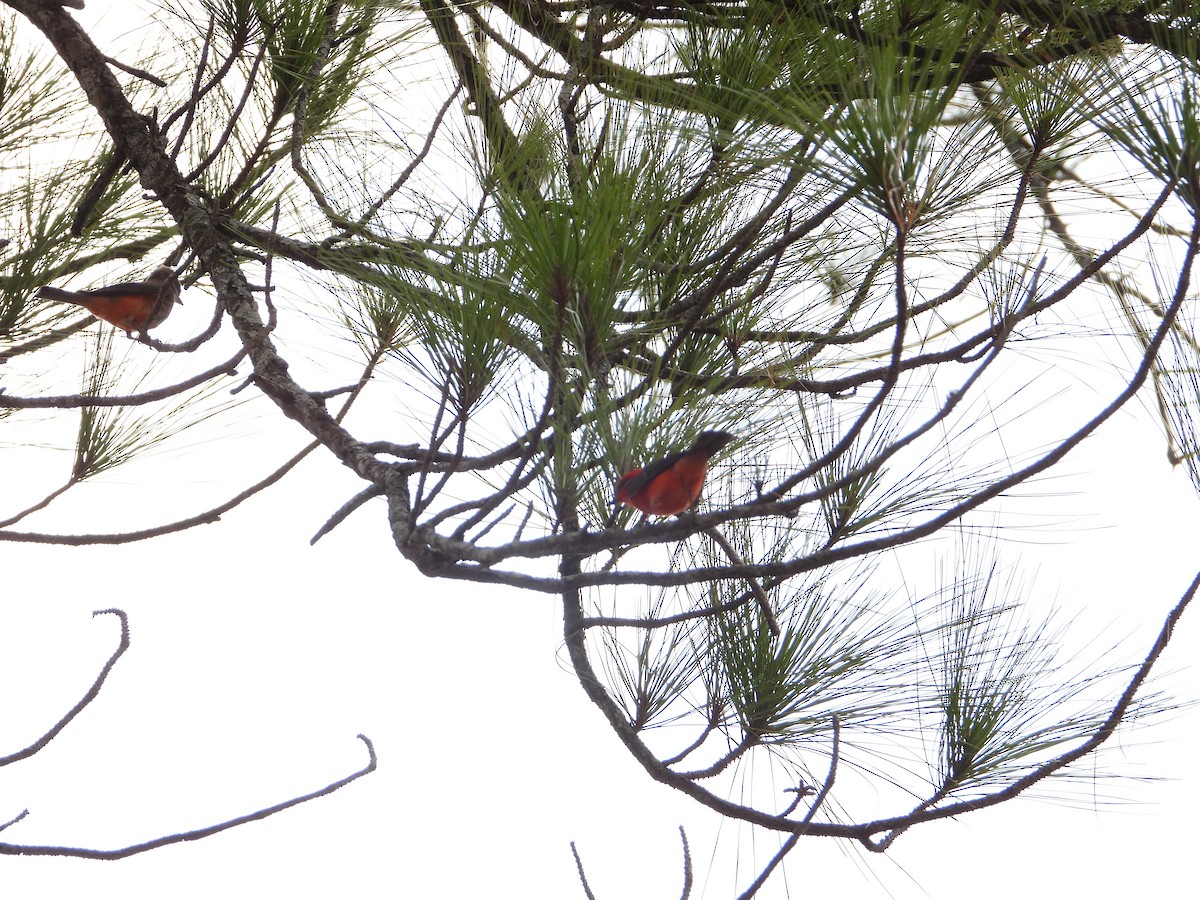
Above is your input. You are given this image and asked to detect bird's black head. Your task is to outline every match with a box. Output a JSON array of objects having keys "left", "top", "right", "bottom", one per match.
[{"left": 691, "top": 430, "right": 735, "bottom": 457}]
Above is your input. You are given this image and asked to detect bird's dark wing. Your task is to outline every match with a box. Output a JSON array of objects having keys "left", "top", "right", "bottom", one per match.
[
  {"left": 618, "top": 448, "right": 690, "bottom": 500},
  {"left": 83, "top": 281, "right": 160, "bottom": 298}
]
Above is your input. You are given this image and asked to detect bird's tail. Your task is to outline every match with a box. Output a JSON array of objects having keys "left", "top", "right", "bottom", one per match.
[{"left": 35, "top": 286, "right": 88, "bottom": 305}]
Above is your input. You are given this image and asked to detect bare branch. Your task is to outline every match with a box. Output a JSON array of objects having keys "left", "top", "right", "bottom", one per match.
[
  {"left": 0, "top": 609, "right": 129, "bottom": 768},
  {"left": 0, "top": 735, "right": 377, "bottom": 859}
]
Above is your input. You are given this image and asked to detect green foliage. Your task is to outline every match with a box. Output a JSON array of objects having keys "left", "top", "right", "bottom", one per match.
[
  {"left": 994, "top": 59, "right": 1106, "bottom": 153},
  {"left": 1099, "top": 64, "right": 1200, "bottom": 213},
  {"left": 384, "top": 261, "right": 517, "bottom": 418},
  {"left": 927, "top": 559, "right": 1147, "bottom": 796},
  {"left": 0, "top": 16, "right": 77, "bottom": 151},
  {"left": 714, "top": 584, "right": 884, "bottom": 739},
  {"left": 252, "top": 0, "right": 382, "bottom": 128},
  {"left": 72, "top": 332, "right": 238, "bottom": 481}
]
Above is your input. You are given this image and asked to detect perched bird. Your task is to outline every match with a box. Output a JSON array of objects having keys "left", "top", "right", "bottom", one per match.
[
  {"left": 614, "top": 430, "right": 735, "bottom": 517},
  {"left": 36, "top": 265, "right": 179, "bottom": 337}
]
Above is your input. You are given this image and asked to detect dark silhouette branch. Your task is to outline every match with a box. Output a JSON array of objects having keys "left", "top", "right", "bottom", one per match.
[
  {"left": 0, "top": 735, "right": 377, "bottom": 859},
  {"left": 0, "top": 609, "right": 129, "bottom": 768}
]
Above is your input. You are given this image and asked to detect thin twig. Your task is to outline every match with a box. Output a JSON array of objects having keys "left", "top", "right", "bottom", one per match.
[
  {"left": 101, "top": 53, "right": 167, "bottom": 87},
  {"left": 310, "top": 485, "right": 383, "bottom": 545},
  {"left": 735, "top": 716, "right": 840, "bottom": 899},
  {"left": 705, "top": 526, "right": 781, "bottom": 637},
  {"left": 569, "top": 841, "right": 598, "bottom": 900},
  {"left": 0, "top": 736, "right": 377, "bottom": 859},
  {"left": 0, "top": 609, "right": 129, "bottom": 768}
]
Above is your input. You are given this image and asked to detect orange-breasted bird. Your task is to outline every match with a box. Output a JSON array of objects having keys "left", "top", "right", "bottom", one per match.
[
  {"left": 614, "top": 430, "right": 735, "bottom": 517},
  {"left": 36, "top": 265, "right": 179, "bottom": 337}
]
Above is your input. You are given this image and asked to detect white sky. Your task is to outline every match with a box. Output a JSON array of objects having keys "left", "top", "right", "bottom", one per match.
[
  {"left": 1, "top": 402, "right": 1196, "bottom": 899},
  {"left": 2, "top": 4, "right": 1198, "bottom": 899}
]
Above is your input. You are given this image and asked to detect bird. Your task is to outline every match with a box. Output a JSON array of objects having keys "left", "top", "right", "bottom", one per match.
[
  {"left": 36, "top": 265, "right": 179, "bottom": 337},
  {"left": 614, "top": 430, "right": 735, "bottom": 517}
]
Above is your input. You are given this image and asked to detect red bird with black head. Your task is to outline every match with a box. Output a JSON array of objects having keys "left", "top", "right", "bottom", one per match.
[{"left": 614, "top": 430, "right": 735, "bottom": 517}]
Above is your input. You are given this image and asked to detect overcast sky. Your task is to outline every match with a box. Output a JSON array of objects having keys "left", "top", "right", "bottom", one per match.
[
  {"left": 3, "top": 355, "right": 1196, "bottom": 899},
  {"left": 2, "top": 4, "right": 1197, "bottom": 899}
]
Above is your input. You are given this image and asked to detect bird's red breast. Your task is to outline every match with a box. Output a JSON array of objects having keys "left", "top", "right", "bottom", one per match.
[{"left": 614, "top": 430, "right": 734, "bottom": 516}]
